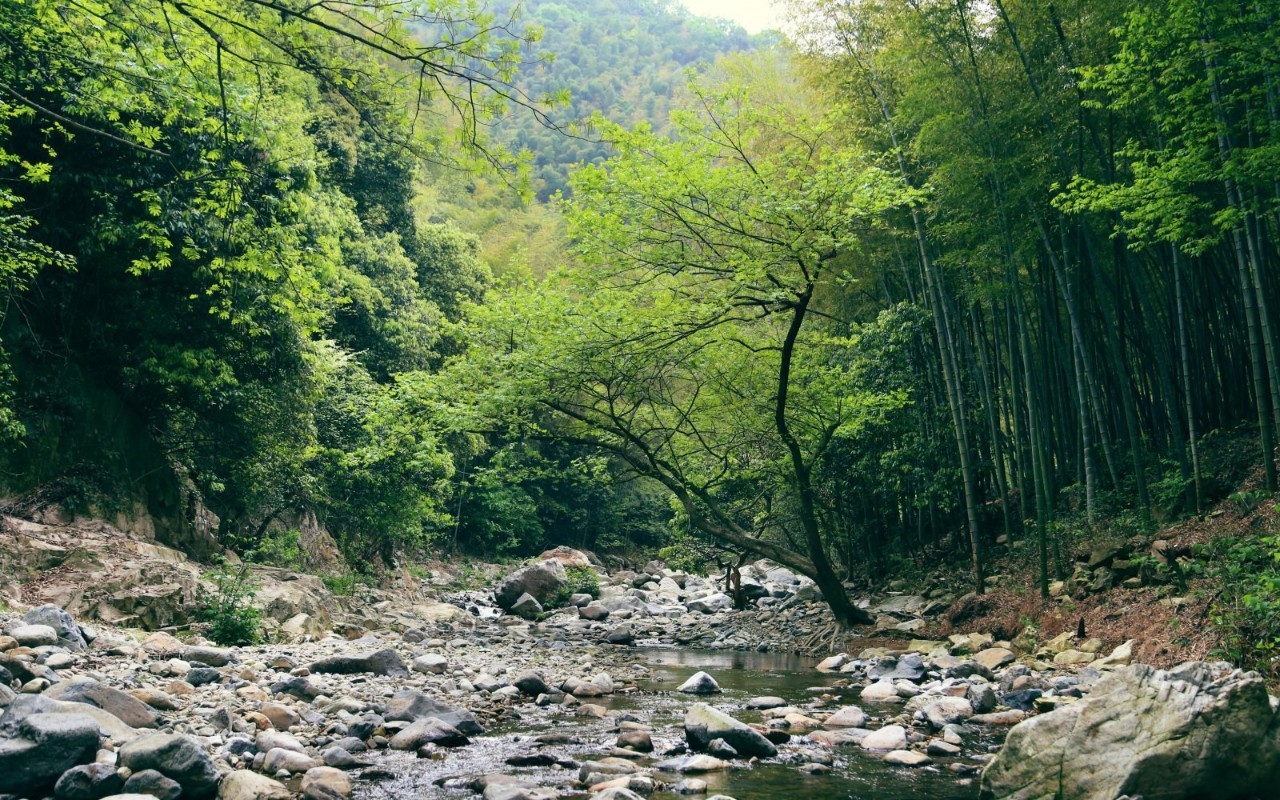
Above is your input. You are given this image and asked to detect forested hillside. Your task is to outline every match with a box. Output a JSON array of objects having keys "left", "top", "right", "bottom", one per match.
[{"left": 2, "top": 0, "right": 1279, "bottom": 640}]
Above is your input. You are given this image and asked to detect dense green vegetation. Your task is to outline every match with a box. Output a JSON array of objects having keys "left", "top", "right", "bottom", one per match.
[{"left": 2, "top": 0, "right": 1279, "bottom": 629}]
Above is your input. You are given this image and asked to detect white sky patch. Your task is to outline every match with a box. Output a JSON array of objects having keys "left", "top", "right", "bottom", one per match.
[{"left": 678, "top": 0, "right": 785, "bottom": 33}]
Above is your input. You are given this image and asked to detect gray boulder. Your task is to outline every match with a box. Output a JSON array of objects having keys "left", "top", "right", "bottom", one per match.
[
  {"left": 686, "top": 593, "right": 732, "bottom": 614},
  {"left": 8, "top": 624, "right": 59, "bottom": 648},
  {"left": 0, "top": 712, "right": 100, "bottom": 794},
  {"left": 308, "top": 649, "right": 407, "bottom": 678},
  {"left": 677, "top": 671, "right": 721, "bottom": 694},
  {"left": 46, "top": 679, "right": 159, "bottom": 728},
  {"left": 981, "top": 662, "right": 1280, "bottom": 800},
  {"left": 119, "top": 734, "right": 220, "bottom": 800},
  {"left": 54, "top": 763, "right": 124, "bottom": 800},
  {"left": 684, "top": 703, "right": 776, "bottom": 758},
  {"left": 494, "top": 559, "right": 567, "bottom": 610},
  {"left": 388, "top": 717, "right": 469, "bottom": 750},
  {"left": 121, "top": 770, "right": 182, "bottom": 800},
  {"left": 383, "top": 689, "right": 483, "bottom": 735},
  {"left": 23, "top": 605, "right": 88, "bottom": 651},
  {"left": 509, "top": 593, "right": 543, "bottom": 620}
]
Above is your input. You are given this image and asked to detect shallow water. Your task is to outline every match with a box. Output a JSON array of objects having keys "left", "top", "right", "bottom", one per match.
[{"left": 355, "top": 646, "right": 990, "bottom": 800}]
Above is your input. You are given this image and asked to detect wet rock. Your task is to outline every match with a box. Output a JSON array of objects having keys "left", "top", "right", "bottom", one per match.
[
  {"left": 119, "top": 734, "right": 220, "bottom": 800},
  {"left": 684, "top": 703, "right": 776, "bottom": 758},
  {"left": 982, "top": 662, "right": 1280, "bottom": 800},
  {"left": 308, "top": 649, "right": 408, "bottom": 678},
  {"left": 674, "top": 778, "right": 708, "bottom": 794},
  {"left": 389, "top": 717, "right": 469, "bottom": 749},
  {"left": 883, "top": 749, "right": 931, "bottom": 767},
  {"left": 321, "top": 747, "right": 366, "bottom": 768},
  {"left": 859, "top": 680, "right": 901, "bottom": 702},
  {"left": 920, "top": 697, "right": 973, "bottom": 728},
  {"left": 588, "top": 789, "right": 645, "bottom": 800},
  {"left": 860, "top": 725, "right": 908, "bottom": 751},
  {"left": 657, "top": 754, "right": 731, "bottom": 773},
  {"left": 815, "top": 654, "right": 848, "bottom": 673},
  {"left": 677, "top": 671, "right": 721, "bottom": 694},
  {"left": 579, "top": 604, "right": 610, "bottom": 622},
  {"left": 823, "top": 706, "right": 868, "bottom": 728},
  {"left": 47, "top": 679, "right": 159, "bottom": 728},
  {"left": 616, "top": 730, "right": 653, "bottom": 752},
  {"left": 216, "top": 770, "right": 291, "bottom": 800},
  {"left": 0, "top": 711, "right": 100, "bottom": 794},
  {"left": 744, "top": 696, "right": 786, "bottom": 710},
  {"left": 494, "top": 560, "right": 568, "bottom": 611}
]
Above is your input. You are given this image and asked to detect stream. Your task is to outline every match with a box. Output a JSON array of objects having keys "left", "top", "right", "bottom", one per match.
[{"left": 355, "top": 647, "right": 993, "bottom": 800}]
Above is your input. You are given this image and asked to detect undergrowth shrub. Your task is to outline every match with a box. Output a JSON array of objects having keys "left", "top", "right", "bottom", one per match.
[
  {"left": 1201, "top": 529, "right": 1280, "bottom": 680},
  {"left": 196, "top": 559, "right": 262, "bottom": 646}
]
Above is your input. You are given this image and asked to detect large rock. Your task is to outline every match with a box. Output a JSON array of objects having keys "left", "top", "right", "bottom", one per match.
[
  {"left": 383, "top": 689, "right": 483, "bottom": 735},
  {"left": 217, "top": 770, "right": 290, "bottom": 800},
  {"left": 55, "top": 763, "right": 125, "bottom": 800},
  {"left": 981, "top": 662, "right": 1280, "bottom": 800},
  {"left": 308, "top": 649, "right": 407, "bottom": 678},
  {"left": 389, "top": 717, "right": 469, "bottom": 750},
  {"left": 494, "top": 559, "right": 567, "bottom": 611},
  {"left": 46, "top": 679, "right": 159, "bottom": 728},
  {"left": 119, "top": 734, "right": 220, "bottom": 800},
  {"left": 677, "top": 671, "right": 721, "bottom": 694},
  {"left": 0, "top": 712, "right": 100, "bottom": 793},
  {"left": 684, "top": 703, "right": 776, "bottom": 758},
  {"left": 23, "top": 605, "right": 89, "bottom": 650}
]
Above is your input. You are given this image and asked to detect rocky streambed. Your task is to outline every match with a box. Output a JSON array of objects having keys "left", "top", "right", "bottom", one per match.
[{"left": 3, "top": 550, "right": 1280, "bottom": 800}]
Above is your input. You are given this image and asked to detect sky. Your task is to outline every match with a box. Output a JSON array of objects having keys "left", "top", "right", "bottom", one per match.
[{"left": 678, "top": 0, "right": 786, "bottom": 33}]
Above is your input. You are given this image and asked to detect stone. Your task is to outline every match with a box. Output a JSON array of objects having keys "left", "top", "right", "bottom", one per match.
[
  {"left": 815, "top": 654, "right": 848, "bottom": 673},
  {"left": 656, "top": 754, "right": 731, "bottom": 773},
  {"left": 181, "top": 645, "right": 235, "bottom": 666},
  {"left": 257, "top": 730, "right": 307, "bottom": 754},
  {"left": 259, "top": 702, "right": 301, "bottom": 730},
  {"left": 389, "top": 717, "right": 469, "bottom": 750},
  {"left": 301, "top": 766, "right": 352, "bottom": 800},
  {"left": 270, "top": 676, "right": 320, "bottom": 700},
  {"left": 687, "top": 593, "right": 732, "bottom": 614},
  {"left": 604, "top": 625, "right": 634, "bottom": 646},
  {"left": 494, "top": 559, "right": 568, "bottom": 610},
  {"left": 0, "top": 711, "right": 101, "bottom": 794},
  {"left": 674, "top": 778, "right": 708, "bottom": 794},
  {"left": 46, "top": 679, "right": 160, "bottom": 728},
  {"left": 509, "top": 593, "right": 543, "bottom": 620},
  {"left": 513, "top": 671, "right": 550, "bottom": 696},
  {"left": 1052, "top": 649, "right": 1094, "bottom": 666},
  {"left": 860, "top": 725, "right": 908, "bottom": 751},
  {"left": 973, "top": 647, "right": 1016, "bottom": 671},
  {"left": 616, "top": 730, "right": 653, "bottom": 752},
  {"left": 684, "top": 703, "right": 776, "bottom": 758},
  {"left": 54, "top": 763, "right": 124, "bottom": 800},
  {"left": 744, "top": 696, "right": 787, "bottom": 710},
  {"left": 920, "top": 696, "right": 974, "bottom": 728},
  {"left": 119, "top": 734, "right": 220, "bottom": 800},
  {"left": 322, "top": 747, "right": 367, "bottom": 768},
  {"left": 262, "top": 748, "right": 321, "bottom": 774},
  {"left": 823, "top": 706, "right": 868, "bottom": 728},
  {"left": 308, "top": 649, "right": 408, "bottom": 678},
  {"left": 579, "top": 603, "right": 610, "bottom": 621},
  {"left": 22, "top": 606, "right": 89, "bottom": 651},
  {"left": 8, "top": 624, "right": 59, "bottom": 648},
  {"left": 859, "top": 680, "right": 901, "bottom": 702},
  {"left": 927, "top": 740, "right": 962, "bottom": 757},
  {"left": 589, "top": 789, "right": 645, "bottom": 800},
  {"left": 677, "top": 671, "right": 721, "bottom": 694},
  {"left": 883, "top": 749, "right": 931, "bottom": 767},
  {"left": 412, "top": 653, "right": 448, "bottom": 674},
  {"left": 383, "top": 689, "right": 482, "bottom": 735},
  {"left": 121, "top": 769, "right": 182, "bottom": 800},
  {"left": 1089, "top": 639, "right": 1135, "bottom": 670},
  {"left": 981, "top": 662, "right": 1280, "bottom": 800},
  {"left": 217, "top": 770, "right": 291, "bottom": 800}
]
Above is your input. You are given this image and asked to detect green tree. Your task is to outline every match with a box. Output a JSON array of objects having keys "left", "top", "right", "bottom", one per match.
[{"left": 445, "top": 88, "right": 909, "bottom": 625}]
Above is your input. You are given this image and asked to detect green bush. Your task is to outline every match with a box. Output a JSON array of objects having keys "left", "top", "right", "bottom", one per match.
[
  {"left": 247, "top": 528, "right": 305, "bottom": 569},
  {"left": 565, "top": 564, "right": 600, "bottom": 597},
  {"left": 1202, "top": 532, "right": 1280, "bottom": 679},
  {"left": 322, "top": 572, "right": 367, "bottom": 596},
  {"left": 196, "top": 560, "right": 262, "bottom": 646}
]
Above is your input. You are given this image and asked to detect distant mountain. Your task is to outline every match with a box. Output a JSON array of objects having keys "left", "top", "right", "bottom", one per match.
[{"left": 501, "top": 0, "right": 777, "bottom": 199}]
